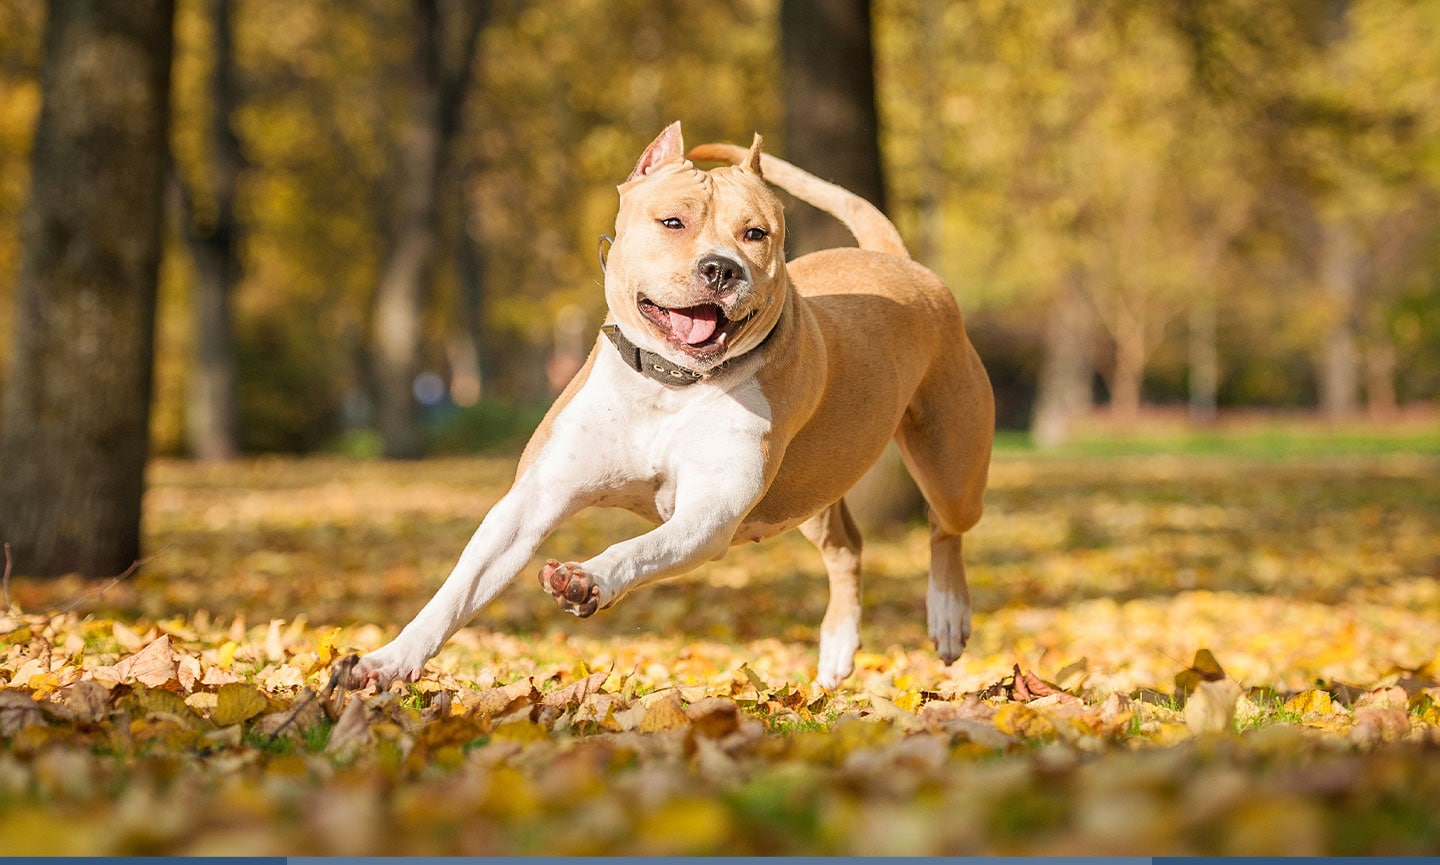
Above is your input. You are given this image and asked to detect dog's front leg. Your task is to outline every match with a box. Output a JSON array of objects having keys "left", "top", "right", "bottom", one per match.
[
  {"left": 540, "top": 462, "right": 760, "bottom": 616},
  {"left": 346, "top": 468, "right": 585, "bottom": 688}
]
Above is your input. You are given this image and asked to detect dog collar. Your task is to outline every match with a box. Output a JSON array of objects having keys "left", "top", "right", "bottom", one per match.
[{"left": 601, "top": 323, "right": 719, "bottom": 386}]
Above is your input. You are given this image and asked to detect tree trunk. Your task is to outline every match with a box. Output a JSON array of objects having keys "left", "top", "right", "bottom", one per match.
[
  {"left": 178, "top": 0, "right": 242, "bottom": 461},
  {"left": 369, "top": 0, "right": 484, "bottom": 459},
  {"left": 1109, "top": 324, "right": 1147, "bottom": 423},
  {"left": 0, "top": 0, "right": 175, "bottom": 577},
  {"left": 780, "top": 0, "right": 920, "bottom": 525},
  {"left": 1318, "top": 217, "right": 1360, "bottom": 421},
  {"left": 1031, "top": 272, "right": 1094, "bottom": 448},
  {"left": 779, "top": 0, "right": 887, "bottom": 255},
  {"left": 1188, "top": 289, "right": 1218, "bottom": 425}
]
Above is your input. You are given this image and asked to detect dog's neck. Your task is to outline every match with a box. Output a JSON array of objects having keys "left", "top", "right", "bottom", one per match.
[
  {"left": 601, "top": 324, "right": 714, "bottom": 386},
  {"left": 601, "top": 319, "right": 779, "bottom": 387}
]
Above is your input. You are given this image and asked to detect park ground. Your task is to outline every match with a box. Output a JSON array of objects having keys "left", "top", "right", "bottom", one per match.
[{"left": 2, "top": 421, "right": 1439, "bottom": 855}]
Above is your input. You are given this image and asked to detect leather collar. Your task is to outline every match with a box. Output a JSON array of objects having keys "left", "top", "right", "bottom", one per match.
[{"left": 601, "top": 323, "right": 719, "bottom": 386}]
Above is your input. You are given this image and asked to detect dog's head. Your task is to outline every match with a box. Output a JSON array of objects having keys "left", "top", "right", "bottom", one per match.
[{"left": 604, "top": 122, "right": 787, "bottom": 372}]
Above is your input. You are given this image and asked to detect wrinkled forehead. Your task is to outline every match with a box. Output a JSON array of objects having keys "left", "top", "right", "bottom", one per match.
[{"left": 618, "top": 162, "right": 782, "bottom": 219}]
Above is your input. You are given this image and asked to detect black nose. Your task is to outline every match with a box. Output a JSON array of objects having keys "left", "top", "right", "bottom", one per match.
[{"left": 698, "top": 254, "right": 744, "bottom": 292}]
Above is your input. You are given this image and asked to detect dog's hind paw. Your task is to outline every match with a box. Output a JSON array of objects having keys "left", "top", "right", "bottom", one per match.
[{"left": 539, "top": 559, "right": 600, "bottom": 617}]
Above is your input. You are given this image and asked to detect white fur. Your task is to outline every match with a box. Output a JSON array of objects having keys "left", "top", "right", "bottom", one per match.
[{"left": 352, "top": 345, "right": 772, "bottom": 687}]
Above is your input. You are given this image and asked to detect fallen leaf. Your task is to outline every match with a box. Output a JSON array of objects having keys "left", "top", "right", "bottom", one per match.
[
  {"left": 109, "top": 635, "right": 180, "bottom": 690},
  {"left": 63, "top": 680, "right": 111, "bottom": 724},
  {"left": 542, "top": 670, "right": 609, "bottom": 708},
  {"left": 0, "top": 690, "right": 45, "bottom": 736},
  {"left": 212, "top": 683, "right": 269, "bottom": 726},
  {"left": 1175, "top": 649, "right": 1227, "bottom": 696},
  {"left": 639, "top": 691, "right": 689, "bottom": 733},
  {"left": 1283, "top": 689, "right": 1335, "bottom": 717},
  {"left": 460, "top": 678, "right": 537, "bottom": 718},
  {"left": 992, "top": 702, "right": 1055, "bottom": 739},
  {"left": 1185, "top": 678, "right": 1242, "bottom": 735},
  {"left": 1351, "top": 707, "right": 1410, "bottom": 746},
  {"left": 685, "top": 697, "right": 740, "bottom": 740}
]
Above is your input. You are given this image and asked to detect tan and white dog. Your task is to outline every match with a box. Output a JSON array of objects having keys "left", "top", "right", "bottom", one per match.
[{"left": 343, "top": 122, "right": 993, "bottom": 690}]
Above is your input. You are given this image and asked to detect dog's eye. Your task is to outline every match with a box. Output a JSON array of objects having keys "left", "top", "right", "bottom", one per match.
[
  {"left": 660, "top": 217, "right": 685, "bottom": 230},
  {"left": 743, "top": 227, "right": 768, "bottom": 242}
]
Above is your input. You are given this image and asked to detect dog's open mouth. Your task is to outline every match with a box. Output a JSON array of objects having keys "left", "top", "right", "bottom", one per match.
[{"left": 639, "top": 297, "right": 743, "bottom": 355}]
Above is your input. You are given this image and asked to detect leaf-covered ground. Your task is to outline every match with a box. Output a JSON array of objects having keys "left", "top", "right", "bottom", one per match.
[{"left": 2, "top": 450, "right": 1439, "bottom": 855}]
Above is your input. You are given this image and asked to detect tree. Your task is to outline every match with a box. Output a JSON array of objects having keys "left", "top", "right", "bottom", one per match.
[
  {"left": 779, "top": 0, "right": 887, "bottom": 255},
  {"left": 0, "top": 0, "right": 175, "bottom": 576},
  {"left": 172, "top": 0, "right": 243, "bottom": 460},
  {"left": 369, "top": 0, "right": 486, "bottom": 459}
]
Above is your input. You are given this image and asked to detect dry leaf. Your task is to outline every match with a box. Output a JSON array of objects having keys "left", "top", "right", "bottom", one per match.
[
  {"left": 1351, "top": 707, "right": 1410, "bottom": 746},
  {"left": 1175, "top": 649, "right": 1227, "bottom": 696},
  {"left": 542, "top": 670, "right": 609, "bottom": 708},
  {"left": 0, "top": 690, "right": 45, "bottom": 736},
  {"left": 63, "top": 681, "right": 110, "bottom": 724},
  {"left": 460, "top": 678, "right": 537, "bottom": 718},
  {"left": 1283, "top": 689, "right": 1335, "bottom": 717},
  {"left": 212, "top": 683, "right": 270, "bottom": 726},
  {"left": 325, "top": 695, "right": 370, "bottom": 757},
  {"left": 1185, "top": 679, "right": 1242, "bottom": 735},
  {"left": 639, "top": 692, "right": 689, "bottom": 733},
  {"left": 110, "top": 635, "right": 180, "bottom": 689}
]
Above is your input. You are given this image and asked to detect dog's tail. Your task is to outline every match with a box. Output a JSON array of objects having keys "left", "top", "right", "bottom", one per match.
[{"left": 687, "top": 143, "right": 911, "bottom": 260}]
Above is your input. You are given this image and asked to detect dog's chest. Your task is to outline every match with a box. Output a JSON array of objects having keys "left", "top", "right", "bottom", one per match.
[{"left": 552, "top": 353, "right": 773, "bottom": 520}]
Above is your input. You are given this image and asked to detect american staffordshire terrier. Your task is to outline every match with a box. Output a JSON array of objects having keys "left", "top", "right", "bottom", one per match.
[{"left": 343, "top": 122, "right": 993, "bottom": 689}]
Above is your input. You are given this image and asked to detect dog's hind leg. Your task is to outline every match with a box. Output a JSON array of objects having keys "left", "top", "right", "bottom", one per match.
[
  {"left": 895, "top": 348, "right": 994, "bottom": 664},
  {"left": 799, "top": 498, "right": 863, "bottom": 688}
]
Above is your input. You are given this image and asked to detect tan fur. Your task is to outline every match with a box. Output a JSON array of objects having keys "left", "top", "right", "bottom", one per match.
[{"left": 348, "top": 124, "right": 995, "bottom": 690}]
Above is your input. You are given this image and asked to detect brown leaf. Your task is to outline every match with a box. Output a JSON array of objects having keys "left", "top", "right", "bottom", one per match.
[
  {"left": 639, "top": 691, "right": 689, "bottom": 733},
  {"left": 542, "top": 670, "right": 609, "bottom": 708},
  {"left": 460, "top": 678, "right": 538, "bottom": 718},
  {"left": 325, "top": 695, "right": 370, "bottom": 757},
  {"left": 0, "top": 689, "right": 45, "bottom": 736},
  {"left": 1351, "top": 707, "right": 1410, "bottom": 746},
  {"left": 109, "top": 635, "right": 180, "bottom": 690},
  {"left": 253, "top": 688, "right": 324, "bottom": 739},
  {"left": 1355, "top": 685, "right": 1408, "bottom": 711},
  {"left": 685, "top": 697, "right": 740, "bottom": 740},
  {"left": 1175, "top": 649, "right": 1227, "bottom": 696},
  {"left": 920, "top": 695, "right": 995, "bottom": 729},
  {"left": 63, "top": 680, "right": 111, "bottom": 724}
]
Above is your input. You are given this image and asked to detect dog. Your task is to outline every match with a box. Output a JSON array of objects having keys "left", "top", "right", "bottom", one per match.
[{"left": 342, "top": 122, "right": 993, "bottom": 690}]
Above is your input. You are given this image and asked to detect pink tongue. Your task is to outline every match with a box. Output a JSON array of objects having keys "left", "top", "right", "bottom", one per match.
[{"left": 667, "top": 305, "right": 719, "bottom": 345}]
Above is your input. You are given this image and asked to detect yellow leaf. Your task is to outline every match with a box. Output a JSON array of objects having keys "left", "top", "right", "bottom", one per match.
[
  {"left": 26, "top": 671, "right": 62, "bottom": 700},
  {"left": 315, "top": 628, "right": 343, "bottom": 665},
  {"left": 212, "top": 683, "right": 269, "bottom": 726},
  {"left": 1283, "top": 689, "right": 1334, "bottom": 717},
  {"left": 217, "top": 640, "right": 240, "bottom": 670},
  {"left": 893, "top": 691, "right": 925, "bottom": 713},
  {"left": 992, "top": 703, "right": 1055, "bottom": 740},
  {"left": 483, "top": 766, "right": 540, "bottom": 820},
  {"left": 490, "top": 720, "right": 550, "bottom": 744},
  {"left": 637, "top": 796, "right": 732, "bottom": 854}
]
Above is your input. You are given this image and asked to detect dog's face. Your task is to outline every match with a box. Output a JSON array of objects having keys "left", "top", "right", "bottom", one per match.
[{"left": 605, "top": 123, "right": 787, "bottom": 371}]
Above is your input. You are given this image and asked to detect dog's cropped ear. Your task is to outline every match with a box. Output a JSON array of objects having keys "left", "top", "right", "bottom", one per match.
[
  {"left": 627, "top": 121, "right": 685, "bottom": 182},
  {"left": 742, "top": 133, "right": 764, "bottom": 178}
]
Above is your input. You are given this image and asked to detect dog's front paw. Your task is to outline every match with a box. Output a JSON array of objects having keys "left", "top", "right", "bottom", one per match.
[
  {"left": 333, "top": 647, "right": 426, "bottom": 690},
  {"left": 539, "top": 559, "right": 600, "bottom": 617}
]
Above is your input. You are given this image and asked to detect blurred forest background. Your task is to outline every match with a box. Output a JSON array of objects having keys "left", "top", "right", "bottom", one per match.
[{"left": 1, "top": 0, "right": 1439, "bottom": 576}]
